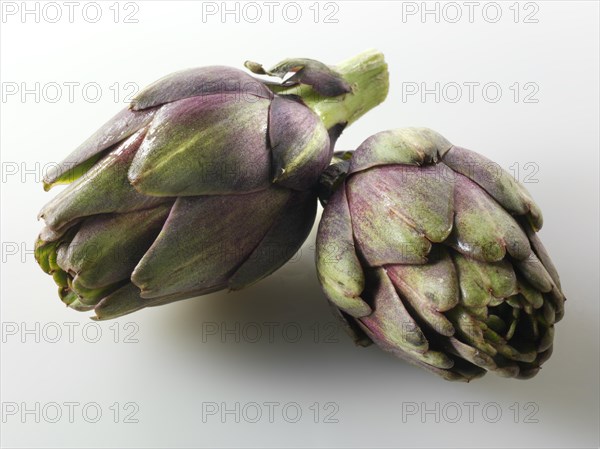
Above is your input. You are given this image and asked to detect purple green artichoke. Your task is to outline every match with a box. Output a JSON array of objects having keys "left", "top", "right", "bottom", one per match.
[
  {"left": 316, "top": 128, "right": 565, "bottom": 381},
  {"left": 35, "top": 50, "right": 389, "bottom": 320}
]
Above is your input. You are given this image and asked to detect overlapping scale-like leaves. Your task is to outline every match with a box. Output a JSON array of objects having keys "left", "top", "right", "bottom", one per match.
[
  {"left": 36, "top": 60, "right": 341, "bottom": 320},
  {"left": 316, "top": 127, "right": 565, "bottom": 381}
]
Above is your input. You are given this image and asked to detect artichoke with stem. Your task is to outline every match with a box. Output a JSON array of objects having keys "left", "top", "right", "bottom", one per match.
[
  {"left": 316, "top": 128, "right": 565, "bottom": 381},
  {"left": 36, "top": 50, "right": 389, "bottom": 320}
]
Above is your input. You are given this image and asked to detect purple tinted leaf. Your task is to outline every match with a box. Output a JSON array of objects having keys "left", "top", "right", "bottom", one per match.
[
  {"left": 128, "top": 94, "right": 271, "bottom": 196},
  {"left": 131, "top": 187, "right": 290, "bottom": 298},
  {"left": 131, "top": 66, "right": 272, "bottom": 110},
  {"left": 443, "top": 146, "right": 543, "bottom": 231},
  {"left": 316, "top": 186, "right": 370, "bottom": 317},
  {"left": 346, "top": 164, "right": 453, "bottom": 266},
  {"left": 448, "top": 174, "right": 531, "bottom": 262},
  {"left": 44, "top": 107, "right": 156, "bottom": 188},
  {"left": 39, "top": 130, "right": 170, "bottom": 233},
  {"left": 229, "top": 189, "right": 317, "bottom": 289},
  {"left": 269, "top": 95, "right": 331, "bottom": 190}
]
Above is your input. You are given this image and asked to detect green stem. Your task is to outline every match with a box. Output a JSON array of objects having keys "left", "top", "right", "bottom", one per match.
[{"left": 276, "top": 50, "right": 389, "bottom": 130}]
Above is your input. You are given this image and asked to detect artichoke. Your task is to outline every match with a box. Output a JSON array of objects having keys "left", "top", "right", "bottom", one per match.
[
  {"left": 316, "top": 128, "right": 565, "bottom": 381},
  {"left": 36, "top": 50, "right": 389, "bottom": 320}
]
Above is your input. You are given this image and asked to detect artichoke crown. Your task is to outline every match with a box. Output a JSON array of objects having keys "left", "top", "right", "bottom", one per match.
[
  {"left": 35, "top": 52, "right": 390, "bottom": 320},
  {"left": 316, "top": 128, "right": 565, "bottom": 381}
]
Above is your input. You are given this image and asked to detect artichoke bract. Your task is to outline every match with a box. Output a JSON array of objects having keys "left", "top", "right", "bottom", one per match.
[
  {"left": 316, "top": 128, "right": 565, "bottom": 381},
  {"left": 36, "top": 50, "right": 389, "bottom": 320}
]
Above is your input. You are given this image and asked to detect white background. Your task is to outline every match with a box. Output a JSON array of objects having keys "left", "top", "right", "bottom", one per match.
[{"left": 1, "top": 1, "right": 599, "bottom": 448}]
